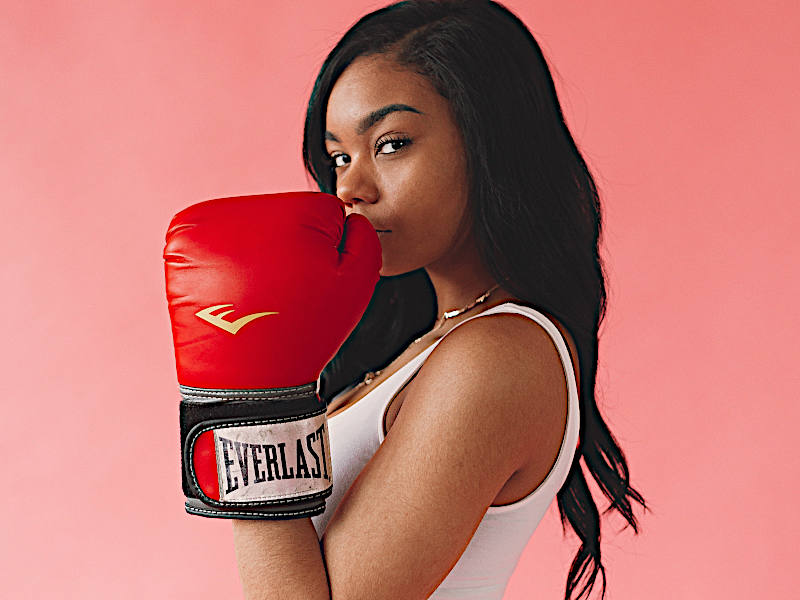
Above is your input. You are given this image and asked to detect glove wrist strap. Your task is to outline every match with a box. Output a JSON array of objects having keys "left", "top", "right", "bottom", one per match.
[{"left": 179, "top": 381, "right": 332, "bottom": 519}]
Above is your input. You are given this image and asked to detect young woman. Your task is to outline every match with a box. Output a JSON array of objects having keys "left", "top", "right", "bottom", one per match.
[{"left": 232, "top": 1, "right": 648, "bottom": 598}]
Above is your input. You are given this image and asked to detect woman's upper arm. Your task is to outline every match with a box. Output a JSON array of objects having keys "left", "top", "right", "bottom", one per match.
[{"left": 321, "top": 314, "right": 564, "bottom": 600}]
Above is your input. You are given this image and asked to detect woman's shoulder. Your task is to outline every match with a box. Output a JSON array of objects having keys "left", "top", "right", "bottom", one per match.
[
  {"left": 479, "top": 299, "right": 581, "bottom": 391},
  {"left": 433, "top": 306, "right": 570, "bottom": 401},
  {"left": 396, "top": 307, "right": 570, "bottom": 471}
]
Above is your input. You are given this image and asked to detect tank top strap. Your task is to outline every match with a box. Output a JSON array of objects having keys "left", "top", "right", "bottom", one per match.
[{"left": 417, "top": 301, "right": 567, "bottom": 358}]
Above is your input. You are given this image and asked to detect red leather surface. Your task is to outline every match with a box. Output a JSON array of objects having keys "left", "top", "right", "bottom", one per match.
[
  {"left": 193, "top": 430, "right": 218, "bottom": 500},
  {"left": 164, "top": 191, "right": 382, "bottom": 389}
]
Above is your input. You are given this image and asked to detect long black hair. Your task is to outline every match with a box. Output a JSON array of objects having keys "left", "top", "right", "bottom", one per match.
[{"left": 302, "top": 1, "right": 648, "bottom": 598}]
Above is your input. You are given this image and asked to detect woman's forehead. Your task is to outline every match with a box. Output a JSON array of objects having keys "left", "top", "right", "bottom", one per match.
[{"left": 326, "top": 57, "right": 437, "bottom": 121}]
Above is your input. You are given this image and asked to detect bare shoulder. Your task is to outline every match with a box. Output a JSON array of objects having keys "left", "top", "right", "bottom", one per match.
[
  {"left": 397, "top": 310, "right": 570, "bottom": 475},
  {"left": 427, "top": 310, "right": 567, "bottom": 389}
]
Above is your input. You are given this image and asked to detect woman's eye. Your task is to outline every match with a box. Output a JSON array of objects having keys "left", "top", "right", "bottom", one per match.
[
  {"left": 327, "top": 136, "right": 411, "bottom": 169},
  {"left": 328, "top": 153, "right": 347, "bottom": 169},
  {"left": 377, "top": 136, "right": 411, "bottom": 155}
]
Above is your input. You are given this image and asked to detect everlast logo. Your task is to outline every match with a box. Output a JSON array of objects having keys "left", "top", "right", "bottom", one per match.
[{"left": 218, "top": 422, "right": 329, "bottom": 494}]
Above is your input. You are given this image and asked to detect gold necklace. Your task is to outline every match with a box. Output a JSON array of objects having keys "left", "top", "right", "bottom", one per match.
[{"left": 360, "top": 282, "right": 502, "bottom": 386}]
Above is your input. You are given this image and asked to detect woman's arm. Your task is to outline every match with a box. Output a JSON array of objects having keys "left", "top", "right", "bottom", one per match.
[
  {"left": 232, "top": 313, "right": 565, "bottom": 600},
  {"left": 233, "top": 518, "right": 330, "bottom": 600}
]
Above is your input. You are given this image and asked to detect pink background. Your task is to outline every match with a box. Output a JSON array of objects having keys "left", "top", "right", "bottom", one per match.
[{"left": 2, "top": 1, "right": 797, "bottom": 598}]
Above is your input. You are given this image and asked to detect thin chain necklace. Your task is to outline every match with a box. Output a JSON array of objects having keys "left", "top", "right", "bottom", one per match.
[{"left": 360, "top": 282, "right": 502, "bottom": 386}]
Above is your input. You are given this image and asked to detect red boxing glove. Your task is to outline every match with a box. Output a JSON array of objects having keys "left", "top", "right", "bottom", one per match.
[{"left": 164, "top": 192, "right": 381, "bottom": 519}]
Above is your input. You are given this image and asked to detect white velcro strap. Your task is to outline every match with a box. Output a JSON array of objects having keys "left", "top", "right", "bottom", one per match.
[{"left": 210, "top": 413, "right": 331, "bottom": 503}]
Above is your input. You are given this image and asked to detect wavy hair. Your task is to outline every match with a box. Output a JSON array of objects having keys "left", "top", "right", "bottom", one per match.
[{"left": 301, "top": 1, "right": 649, "bottom": 598}]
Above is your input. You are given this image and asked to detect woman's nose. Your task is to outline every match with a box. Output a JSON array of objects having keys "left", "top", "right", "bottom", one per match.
[{"left": 335, "top": 160, "right": 378, "bottom": 208}]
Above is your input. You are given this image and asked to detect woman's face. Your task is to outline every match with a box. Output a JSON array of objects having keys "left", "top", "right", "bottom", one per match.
[{"left": 324, "top": 55, "right": 473, "bottom": 277}]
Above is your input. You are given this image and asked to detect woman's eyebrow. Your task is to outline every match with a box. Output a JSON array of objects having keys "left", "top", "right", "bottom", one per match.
[{"left": 325, "top": 103, "right": 423, "bottom": 142}]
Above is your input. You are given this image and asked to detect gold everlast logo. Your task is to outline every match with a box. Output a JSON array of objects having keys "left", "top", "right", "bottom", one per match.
[
  {"left": 195, "top": 304, "right": 278, "bottom": 334},
  {"left": 218, "top": 423, "right": 329, "bottom": 494}
]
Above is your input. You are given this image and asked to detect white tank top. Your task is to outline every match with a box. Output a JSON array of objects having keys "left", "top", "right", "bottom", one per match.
[{"left": 311, "top": 302, "right": 581, "bottom": 599}]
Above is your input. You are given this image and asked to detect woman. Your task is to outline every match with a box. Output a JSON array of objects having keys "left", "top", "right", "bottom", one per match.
[{"left": 233, "top": 1, "right": 648, "bottom": 598}]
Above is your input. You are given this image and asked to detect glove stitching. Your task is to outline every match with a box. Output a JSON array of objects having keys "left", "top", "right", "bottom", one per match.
[
  {"left": 186, "top": 505, "right": 322, "bottom": 518},
  {"left": 179, "top": 383, "right": 316, "bottom": 402},
  {"left": 181, "top": 391, "right": 312, "bottom": 402}
]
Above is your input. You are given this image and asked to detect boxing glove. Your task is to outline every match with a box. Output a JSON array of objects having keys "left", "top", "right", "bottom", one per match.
[{"left": 164, "top": 191, "right": 381, "bottom": 519}]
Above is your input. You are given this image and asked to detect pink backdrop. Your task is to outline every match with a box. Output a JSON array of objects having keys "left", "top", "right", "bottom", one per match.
[{"left": 2, "top": 1, "right": 796, "bottom": 598}]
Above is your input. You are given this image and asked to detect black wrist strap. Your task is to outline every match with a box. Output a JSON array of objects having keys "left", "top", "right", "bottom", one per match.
[{"left": 178, "top": 381, "right": 332, "bottom": 518}]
